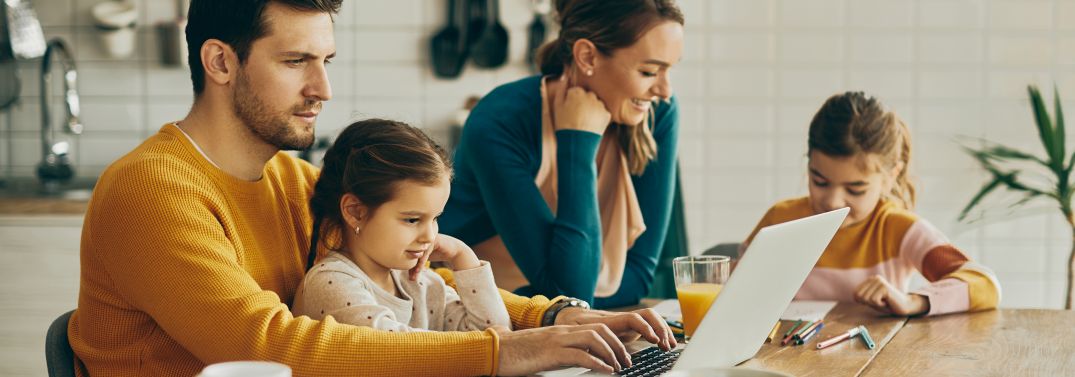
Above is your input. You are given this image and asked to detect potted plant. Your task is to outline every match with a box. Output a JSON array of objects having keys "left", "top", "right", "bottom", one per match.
[{"left": 960, "top": 85, "right": 1074, "bottom": 309}]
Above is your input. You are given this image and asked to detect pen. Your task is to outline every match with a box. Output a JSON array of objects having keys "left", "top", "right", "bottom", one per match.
[
  {"left": 858, "top": 326, "right": 876, "bottom": 349},
  {"left": 766, "top": 322, "right": 781, "bottom": 343},
  {"left": 795, "top": 322, "right": 824, "bottom": 345},
  {"left": 816, "top": 326, "right": 863, "bottom": 350}
]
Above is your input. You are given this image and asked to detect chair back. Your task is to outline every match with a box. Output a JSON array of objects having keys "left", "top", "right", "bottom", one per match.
[{"left": 45, "top": 310, "right": 76, "bottom": 377}]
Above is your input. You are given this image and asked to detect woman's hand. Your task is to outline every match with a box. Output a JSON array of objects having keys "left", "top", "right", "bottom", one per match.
[
  {"left": 407, "top": 234, "right": 480, "bottom": 281},
  {"left": 554, "top": 307, "right": 677, "bottom": 352},
  {"left": 553, "top": 76, "right": 611, "bottom": 135},
  {"left": 853, "top": 275, "right": 930, "bottom": 316}
]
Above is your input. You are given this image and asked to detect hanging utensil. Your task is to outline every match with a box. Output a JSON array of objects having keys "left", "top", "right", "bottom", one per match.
[
  {"left": 470, "top": 0, "right": 508, "bottom": 69},
  {"left": 0, "top": 2, "right": 20, "bottom": 110},
  {"left": 526, "top": 0, "right": 550, "bottom": 73},
  {"left": 430, "top": 0, "right": 467, "bottom": 78},
  {"left": 464, "top": 0, "right": 485, "bottom": 53},
  {"left": 3, "top": 0, "right": 45, "bottom": 59}
]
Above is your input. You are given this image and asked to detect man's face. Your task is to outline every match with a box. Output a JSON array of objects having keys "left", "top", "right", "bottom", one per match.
[{"left": 232, "top": 2, "right": 335, "bottom": 151}]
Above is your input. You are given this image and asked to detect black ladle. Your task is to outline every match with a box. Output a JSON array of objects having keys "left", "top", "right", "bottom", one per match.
[
  {"left": 431, "top": 0, "right": 467, "bottom": 78},
  {"left": 526, "top": 4, "right": 547, "bottom": 73},
  {"left": 470, "top": 0, "right": 509, "bottom": 68}
]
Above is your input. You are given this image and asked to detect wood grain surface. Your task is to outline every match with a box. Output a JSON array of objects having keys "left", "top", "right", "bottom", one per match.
[{"left": 860, "top": 309, "right": 1075, "bottom": 377}]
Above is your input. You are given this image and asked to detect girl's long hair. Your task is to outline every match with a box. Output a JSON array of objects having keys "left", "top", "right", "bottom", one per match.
[{"left": 306, "top": 119, "right": 451, "bottom": 270}]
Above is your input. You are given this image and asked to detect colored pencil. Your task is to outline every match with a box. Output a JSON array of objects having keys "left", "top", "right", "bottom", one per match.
[
  {"left": 766, "top": 322, "right": 781, "bottom": 343},
  {"left": 796, "top": 322, "right": 825, "bottom": 345}
]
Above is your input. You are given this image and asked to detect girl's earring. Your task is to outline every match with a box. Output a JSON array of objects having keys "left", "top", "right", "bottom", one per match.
[{"left": 354, "top": 226, "right": 361, "bottom": 235}]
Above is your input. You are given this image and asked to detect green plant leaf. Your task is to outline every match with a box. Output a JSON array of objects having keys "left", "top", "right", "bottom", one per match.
[
  {"left": 1010, "top": 191, "right": 1045, "bottom": 209},
  {"left": 1028, "top": 85, "right": 1060, "bottom": 169},
  {"left": 962, "top": 84, "right": 1074, "bottom": 230},
  {"left": 974, "top": 144, "right": 1049, "bottom": 167},
  {"left": 1055, "top": 86, "right": 1066, "bottom": 167},
  {"left": 960, "top": 178, "right": 1004, "bottom": 221},
  {"left": 1002, "top": 171, "right": 1052, "bottom": 198},
  {"left": 1066, "top": 150, "right": 1075, "bottom": 177}
]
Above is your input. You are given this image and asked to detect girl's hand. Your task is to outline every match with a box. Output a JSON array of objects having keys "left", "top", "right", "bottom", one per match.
[
  {"left": 853, "top": 275, "right": 930, "bottom": 316},
  {"left": 408, "top": 234, "right": 481, "bottom": 280},
  {"left": 553, "top": 76, "right": 611, "bottom": 135},
  {"left": 428, "top": 234, "right": 481, "bottom": 271}
]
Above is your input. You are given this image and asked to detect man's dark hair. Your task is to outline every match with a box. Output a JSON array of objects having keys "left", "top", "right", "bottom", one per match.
[{"left": 185, "top": 0, "right": 342, "bottom": 96}]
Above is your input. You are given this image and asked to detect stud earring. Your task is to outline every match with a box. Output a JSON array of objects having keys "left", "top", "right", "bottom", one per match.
[
  {"left": 354, "top": 226, "right": 361, "bottom": 235},
  {"left": 586, "top": 69, "right": 593, "bottom": 76}
]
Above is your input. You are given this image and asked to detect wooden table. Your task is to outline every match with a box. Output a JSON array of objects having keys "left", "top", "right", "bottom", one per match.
[
  {"left": 741, "top": 302, "right": 907, "bottom": 377},
  {"left": 627, "top": 301, "right": 1073, "bottom": 376},
  {"left": 860, "top": 309, "right": 1075, "bottom": 377}
]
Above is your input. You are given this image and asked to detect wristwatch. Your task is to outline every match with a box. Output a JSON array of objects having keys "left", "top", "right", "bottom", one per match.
[{"left": 541, "top": 297, "right": 590, "bottom": 327}]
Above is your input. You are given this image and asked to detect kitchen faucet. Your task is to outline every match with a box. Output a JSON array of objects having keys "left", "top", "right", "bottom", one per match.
[{"left": 38, "top": 38, "right": 81, "bottom": 193}]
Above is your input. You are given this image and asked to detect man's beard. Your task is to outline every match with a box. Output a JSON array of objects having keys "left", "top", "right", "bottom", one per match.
[{"left": 232, "top": 71, "right": 318, "bottom": 151}]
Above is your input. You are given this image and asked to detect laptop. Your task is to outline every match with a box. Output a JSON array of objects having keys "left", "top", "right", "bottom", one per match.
[{"left": 540, "top": 207, "right": 849, "bottom": 376}]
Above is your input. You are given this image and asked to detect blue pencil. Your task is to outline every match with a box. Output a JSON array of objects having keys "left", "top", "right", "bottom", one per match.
[{"left": 796, "top": 322, "right": 825, "bottom": 345}]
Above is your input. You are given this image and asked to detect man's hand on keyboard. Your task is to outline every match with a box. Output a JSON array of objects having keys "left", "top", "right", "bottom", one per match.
[
  {"left": 494, "top": 323, "right": 631, "bottom": 376},
  {"left": 554, "top": 307, "right": 678, "bottom": 352}
]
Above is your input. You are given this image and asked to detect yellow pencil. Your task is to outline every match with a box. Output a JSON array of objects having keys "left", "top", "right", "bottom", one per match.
[{"left": 766, "top": 321, "right": 781, "bottom": 343}]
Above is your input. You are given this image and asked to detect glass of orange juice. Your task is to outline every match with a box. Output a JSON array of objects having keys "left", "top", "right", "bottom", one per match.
[{"left": 673, "top": 255, "right": 730, "bottom": 339}]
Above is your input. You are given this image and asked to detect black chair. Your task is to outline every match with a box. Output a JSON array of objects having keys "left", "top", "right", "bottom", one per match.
[
  {"left": 703, "top": 242, "right": 742, "bottom": 259},
  {"left": 45, "top": 310, "right": 76, "bottom": 377}
]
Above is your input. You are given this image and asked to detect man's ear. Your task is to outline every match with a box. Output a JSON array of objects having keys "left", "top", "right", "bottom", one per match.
[
  {"left": 201, "top": 39, "right": 239, "bottom": 89},
  {"left": 340, "top": 193, "right": 368, "bottom": 231}
]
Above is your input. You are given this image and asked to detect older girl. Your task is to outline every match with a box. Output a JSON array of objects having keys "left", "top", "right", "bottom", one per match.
[{"left": 744, "top": 92, "right": 1001, "bottom": 316}]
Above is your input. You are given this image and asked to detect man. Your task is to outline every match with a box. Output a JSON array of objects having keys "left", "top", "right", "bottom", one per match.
[{"left": 69, "top": 1, "right": 674, "bottom": 376}]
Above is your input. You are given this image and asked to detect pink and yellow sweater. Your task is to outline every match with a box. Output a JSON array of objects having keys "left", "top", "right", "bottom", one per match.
[{"left": 744, "top": 197, "right": 1001, "bottom": 315}]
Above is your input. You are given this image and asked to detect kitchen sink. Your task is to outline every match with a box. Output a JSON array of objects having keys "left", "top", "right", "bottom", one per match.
[{"left": 0, "top": 177, "right": 95, "bottom": 200}]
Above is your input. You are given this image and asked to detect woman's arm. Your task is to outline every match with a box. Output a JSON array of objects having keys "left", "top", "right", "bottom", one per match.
[
  {"left": 462, "top": 105, "right": 604, "bottom": 303},
  {"left": 595, "top": 97, "right": 680, "bottom": 308}
]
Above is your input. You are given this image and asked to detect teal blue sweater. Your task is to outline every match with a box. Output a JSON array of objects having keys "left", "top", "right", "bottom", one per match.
[{"left": 441, "top": 76, "right": 679, "bottom": 308}]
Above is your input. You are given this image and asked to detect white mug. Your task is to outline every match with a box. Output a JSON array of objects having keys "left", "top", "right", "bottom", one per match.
[
  {"left": 197, "top": 361, "right": 292, "bottom": 377},
  {"left": 91, "top": 1, "right": 138, "bottom": 59}
]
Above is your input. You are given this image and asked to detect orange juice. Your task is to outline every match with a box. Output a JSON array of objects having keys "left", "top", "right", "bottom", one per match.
[{"left": 676, "top": 283, "right": 723, "bottom": 337}]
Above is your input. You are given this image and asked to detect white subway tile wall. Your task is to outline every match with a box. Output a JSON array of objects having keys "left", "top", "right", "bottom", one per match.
[{"left": 2, "top": 0, "right": 1071, "bottom": 308}]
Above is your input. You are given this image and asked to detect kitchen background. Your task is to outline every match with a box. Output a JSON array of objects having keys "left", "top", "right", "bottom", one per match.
[{"left": 2, "top": 0, "right": 1075, "bottom": 375}]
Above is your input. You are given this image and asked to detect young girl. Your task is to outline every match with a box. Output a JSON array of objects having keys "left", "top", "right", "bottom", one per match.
[
  {"left": 293, "top": 119, "right": 511, "bottom": 332},
  {"left": 743, "top": 92, "right": 1001, "bottom": 316}
]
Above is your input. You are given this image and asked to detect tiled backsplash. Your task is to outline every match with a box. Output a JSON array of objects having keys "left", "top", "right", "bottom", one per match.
[{"left": 4, "top": 0, "right": 1074, "bottom": 308}]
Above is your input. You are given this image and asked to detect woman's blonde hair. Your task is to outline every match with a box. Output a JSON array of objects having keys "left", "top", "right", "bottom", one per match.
[
  {"left": 536, "top": 0, "right": 683, "bottom": 175},
  {"left": 808, "top": 91, "right": 916, "bottom": 209}
]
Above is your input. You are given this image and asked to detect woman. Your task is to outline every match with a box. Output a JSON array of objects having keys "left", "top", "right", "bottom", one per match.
[{"left": 441, "top": 0, "right": 685, "bottom": 308}]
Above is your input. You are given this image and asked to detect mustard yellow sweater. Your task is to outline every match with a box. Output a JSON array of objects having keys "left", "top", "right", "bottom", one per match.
[{"left": 70, "top": 124, "right": 555, "bottom": 376}]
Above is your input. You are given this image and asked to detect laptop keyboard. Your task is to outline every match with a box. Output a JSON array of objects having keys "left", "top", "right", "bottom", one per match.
[{"left": 616, "top": 346, "right": 681, "bottom": 377}]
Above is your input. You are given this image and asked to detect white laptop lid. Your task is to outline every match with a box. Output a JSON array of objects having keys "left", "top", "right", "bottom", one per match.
[{"left": 672, "top": 207, "right": 848, "bottom": 370}]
